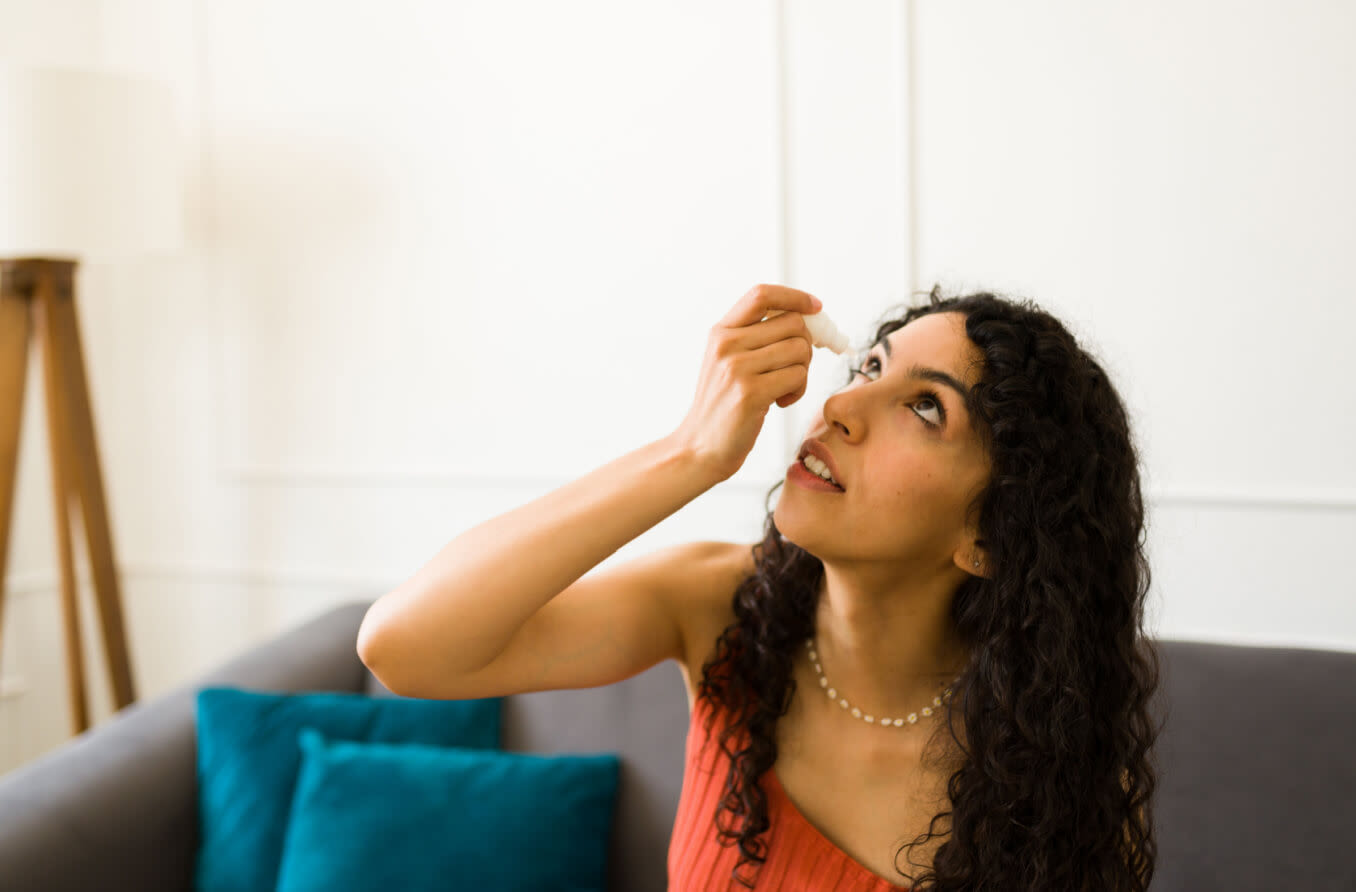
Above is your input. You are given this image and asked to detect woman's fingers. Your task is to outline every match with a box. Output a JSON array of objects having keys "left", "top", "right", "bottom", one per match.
[
  {"left": 756, "top": 364, "right": 810, "bottom": 408},
  {"left": 735, "top": 334, "right": 813, "bottom": 377},
  {"left": 715, "top": 305, "right": 814, "bottom": 357},
  {"left": 775, "top": 379, "right": 808, "bottom": 409},
  {"left": 669, "top": 284, "right": 822, "bottom": 481},
  {"left": 718, "top": 283, "right": 822, "bottom": 329}
]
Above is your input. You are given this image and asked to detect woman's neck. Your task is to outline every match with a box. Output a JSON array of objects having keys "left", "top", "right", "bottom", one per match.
[{"left": 812, "top": 566, "right": 970, "bottom": 720}]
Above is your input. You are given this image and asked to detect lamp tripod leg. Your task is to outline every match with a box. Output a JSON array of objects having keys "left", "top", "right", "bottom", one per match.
[
  {"left": 48, "top": 273, "right": 136, "bottom": 714},
  {"left": 0, "top": 281, "right": 34, "bottom": 674},
  {"left": 35, "top": 265, "right": 90, "bottom": 734}
]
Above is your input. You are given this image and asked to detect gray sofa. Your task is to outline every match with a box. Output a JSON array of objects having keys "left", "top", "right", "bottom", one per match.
[{"left": 0, "top": 599, "right": 1353, "bottom": 891}]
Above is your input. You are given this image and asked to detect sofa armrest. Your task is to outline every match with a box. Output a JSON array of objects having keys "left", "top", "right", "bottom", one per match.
[{"left": 0, "top": 599, "right": 374, "bottom": 892}]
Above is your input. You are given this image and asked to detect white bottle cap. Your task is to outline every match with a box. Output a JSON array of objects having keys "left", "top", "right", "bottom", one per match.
[{"left": 804, "top": 311, "right": 850, "bottom": 354}]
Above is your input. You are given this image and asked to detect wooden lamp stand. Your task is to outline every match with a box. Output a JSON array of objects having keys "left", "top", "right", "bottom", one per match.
[{"left": 0, "top": 257, "right": 136, "bottom": 734}]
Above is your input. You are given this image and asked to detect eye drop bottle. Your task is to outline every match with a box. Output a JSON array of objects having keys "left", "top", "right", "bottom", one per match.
[{"left": 764, "top": 308, "right": 851, "bottom": 354}]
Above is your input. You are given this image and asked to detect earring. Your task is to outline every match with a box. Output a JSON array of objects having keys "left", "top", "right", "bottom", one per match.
[{"left": 972, "top": 559, "right": 981, "bottom": 568}]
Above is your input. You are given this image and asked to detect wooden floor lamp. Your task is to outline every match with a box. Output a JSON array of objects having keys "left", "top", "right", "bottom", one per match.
[
  {"left": 0, "top": 67, "right": 181, "bottom": 736},
  {"left": 0, "top": 259, "right": 136, "bottom": 733}
]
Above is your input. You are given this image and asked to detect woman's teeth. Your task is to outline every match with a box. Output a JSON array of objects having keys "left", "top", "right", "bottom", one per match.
[{"left": 802, "top": 455, "right": 840, "bottom": 487}]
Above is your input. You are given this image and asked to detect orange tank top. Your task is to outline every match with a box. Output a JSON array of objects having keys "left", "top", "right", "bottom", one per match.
[{"left": 667, "top": 693, "right": 916, "bottom": 891}]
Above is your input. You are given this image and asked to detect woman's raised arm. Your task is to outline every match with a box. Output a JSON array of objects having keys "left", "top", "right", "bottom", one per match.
[{"left": 356, "top": 284, "right": 822, "bottom": 699}]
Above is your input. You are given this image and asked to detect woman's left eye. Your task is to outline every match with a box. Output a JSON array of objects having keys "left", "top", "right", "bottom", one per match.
[{"left": 913, "top": 393, "right": 944, "bottom": 426}]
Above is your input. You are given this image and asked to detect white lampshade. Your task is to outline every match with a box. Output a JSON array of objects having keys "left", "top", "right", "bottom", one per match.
[{"left": 0, "top": 65, "right": 182, "bottom": 260}]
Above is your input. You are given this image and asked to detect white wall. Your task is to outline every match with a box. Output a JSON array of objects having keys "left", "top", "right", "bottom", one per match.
[
  {"left": 2, "top": 0, "right": 1352, "bottom": 775},
  {"left": 907, "top": 0, "right": 1356, "bottom": 652}
]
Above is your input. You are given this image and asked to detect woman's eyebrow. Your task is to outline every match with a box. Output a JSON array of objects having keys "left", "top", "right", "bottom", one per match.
[{"left": 876, "top": 337, "right": 974, "bottom": 417}]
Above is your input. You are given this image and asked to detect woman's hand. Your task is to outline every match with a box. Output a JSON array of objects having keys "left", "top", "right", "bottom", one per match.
[{"left": 670, "top": 284, "right": 822, "bottom": 482}]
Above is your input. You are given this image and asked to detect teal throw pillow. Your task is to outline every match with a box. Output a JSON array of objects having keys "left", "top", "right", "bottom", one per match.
[
  {"left": 275, "top": 729, "right": 621, "bottom": 892},
  {"left": 193, "top": 687, "right": 499, "bottom": 892}
]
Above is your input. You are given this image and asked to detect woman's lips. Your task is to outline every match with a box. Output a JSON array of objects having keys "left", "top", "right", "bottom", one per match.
[
  {"left": 788, "top": 459, "right": 845, "bottom": 493},
  {"left": 798, "top": 440, "right": 845, "bottom": 489}
]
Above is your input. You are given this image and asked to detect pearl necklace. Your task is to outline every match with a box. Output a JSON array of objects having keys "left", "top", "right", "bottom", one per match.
[{"left": 805, "top": 638, "right": 960, "bottom": 728}]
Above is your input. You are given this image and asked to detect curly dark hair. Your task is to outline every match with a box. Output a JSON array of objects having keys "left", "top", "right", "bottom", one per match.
[{"left": 696, "top": 285, "right": 1163, "bottom": 891}]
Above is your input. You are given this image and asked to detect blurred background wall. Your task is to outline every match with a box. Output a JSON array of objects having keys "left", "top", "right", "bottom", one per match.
[{"left": 1, "top": 0, "right": 1351, "bottom": 774}]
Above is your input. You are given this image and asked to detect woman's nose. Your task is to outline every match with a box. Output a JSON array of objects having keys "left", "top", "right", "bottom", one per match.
[{"left": 821, "top": 388, "right": 864, "bottom": 442}]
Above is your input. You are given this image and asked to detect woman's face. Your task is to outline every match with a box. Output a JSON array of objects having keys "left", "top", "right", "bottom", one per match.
[{"left": 774, "top": 311, "right": 992, "bottom": 570}]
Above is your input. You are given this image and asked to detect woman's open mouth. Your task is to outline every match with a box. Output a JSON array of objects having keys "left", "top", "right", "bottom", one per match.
[{"left": 788, "top": 456, "right": 845, "bottom": 492}]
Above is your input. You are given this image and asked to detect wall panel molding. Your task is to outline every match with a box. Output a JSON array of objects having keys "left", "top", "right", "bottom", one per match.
[{"left": 4, "top": 482, "right": 1351, "bottom": 602}]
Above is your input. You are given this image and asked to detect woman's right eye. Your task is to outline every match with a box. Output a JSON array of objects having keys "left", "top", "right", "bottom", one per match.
[{"left": 852, "top": 356, "right": 882, "bottom": 380}]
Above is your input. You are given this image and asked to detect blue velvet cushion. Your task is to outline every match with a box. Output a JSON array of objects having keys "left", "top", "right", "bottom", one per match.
[
  {"left": 193, "top": 687, "right": 499, "bottom": 892},
  {"left": 274, "top": 729, "right": 622, "bottom": 892}
]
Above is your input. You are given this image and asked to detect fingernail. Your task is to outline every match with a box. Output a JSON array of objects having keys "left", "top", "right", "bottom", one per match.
[{"left": 811, "top": 297, "right": 823, "bottom": 311}]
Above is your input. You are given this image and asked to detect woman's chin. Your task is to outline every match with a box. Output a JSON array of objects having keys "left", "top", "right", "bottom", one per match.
[{"left": 772, "top": 503, "right": 823, "bottom": 554}]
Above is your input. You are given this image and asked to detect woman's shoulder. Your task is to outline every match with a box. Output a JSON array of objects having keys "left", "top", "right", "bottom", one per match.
[
  {"left": 663, "top": 540, "right": 757, "bottom": 702},
  {"left": 652, "top": 539, "right": 754, "bottom": 607}
]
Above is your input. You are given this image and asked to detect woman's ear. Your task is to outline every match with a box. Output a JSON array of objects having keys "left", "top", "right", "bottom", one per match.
[{"left": 954, "top": 540, "right": 988, "bottom": 578}]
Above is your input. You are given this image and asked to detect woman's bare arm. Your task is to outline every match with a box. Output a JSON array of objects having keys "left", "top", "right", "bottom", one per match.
[{"left": 356, "top": 435, "right": 725, "bottom": 698}]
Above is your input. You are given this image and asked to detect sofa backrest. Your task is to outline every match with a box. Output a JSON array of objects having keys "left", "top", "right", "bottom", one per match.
[{"left": 1150, "top": 638, "right": 1356, "bottom": 889}]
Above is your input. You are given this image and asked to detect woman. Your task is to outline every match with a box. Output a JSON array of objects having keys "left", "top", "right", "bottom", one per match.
[{"left": 357, "top": 283, "right": 1162, "bottom": 891}]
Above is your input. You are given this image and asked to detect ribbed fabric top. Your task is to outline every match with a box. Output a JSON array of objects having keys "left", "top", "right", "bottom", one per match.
[{"left": 667, "top": 694, "right": 915, "bottom": 891}]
